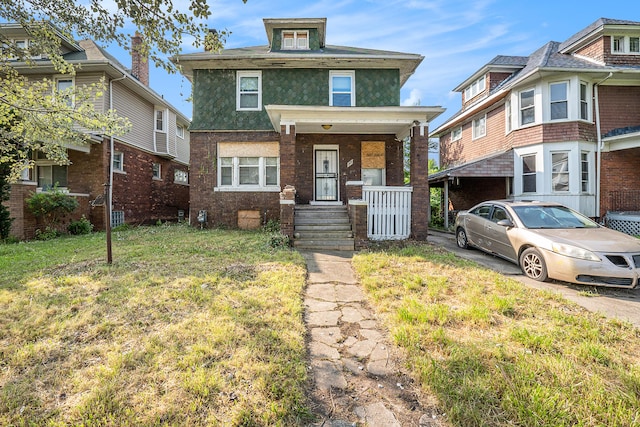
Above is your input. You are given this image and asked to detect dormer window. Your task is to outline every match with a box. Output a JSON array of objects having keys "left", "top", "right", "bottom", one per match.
[
  {"left": 612, "top": 35, "right": 640, "bottom": 54},
  {"left": 282, "top": 31, "right": 308, "bottom": 50},
  {"left": 464, "top": 75, "right": 486, "bottom": 101}
]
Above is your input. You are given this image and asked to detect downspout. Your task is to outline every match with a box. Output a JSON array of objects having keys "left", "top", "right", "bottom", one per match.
[{"left": 594, "top": 72, "right": 612, "bottom": 220}]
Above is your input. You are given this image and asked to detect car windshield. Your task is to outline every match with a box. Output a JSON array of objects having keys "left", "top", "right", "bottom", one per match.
[{"left": 511, "top": 205, "right": 599, "bottom": 229}]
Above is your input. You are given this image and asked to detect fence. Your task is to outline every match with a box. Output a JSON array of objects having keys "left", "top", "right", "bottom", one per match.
[{"left": 362, "top": 186, "right": 412, "bottom": 240}]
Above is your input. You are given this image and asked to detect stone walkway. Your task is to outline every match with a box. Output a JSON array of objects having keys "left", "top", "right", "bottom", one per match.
[{"left": 301, "top": 250, "right": 443, "bottom": 426}]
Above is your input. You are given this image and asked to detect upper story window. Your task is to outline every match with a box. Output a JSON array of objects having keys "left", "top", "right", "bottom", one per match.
[
  {"left": 519, "top": 88, "right": 535, "bottom": 126},
  {"left": 612, "top": 35, "right": 640, "bottom": 54},
  {"left": 330, "top": 70, "right": 355, "bottom": 107},
  {"left": 505, "top": 99, "right": 512, "bottom": 133},
  {"left": 472, "top": 115, "right": 486, "bottom": 139},
  {"left": 55, "top": 77, "right": 74, "bottom": 107},
  {"left": 237, "top": 71, "right": 262, "bottom": 111},
  {"left": 176, "top": 124, "right": 185, "bottom": 139},
  {"left": 580, "top": 82, "right": 589, "bottom": 121},
  {"left": 113, "top": 152, "right": 124, "bottom": 172},
  {"left": 550, "top": 82, "right": 568, "bottom": 120},
  {"left": 464, "top": 75, "right": 486, "bottom": 101},
  {"left": 282, "top": 30, "right": 309, "bottom": 50},
  {"left": 451, "top": 126, "right": 462, "bottom": 141},
  {"left": 155, "top": 109, "right": 166, "bottom": 132}
]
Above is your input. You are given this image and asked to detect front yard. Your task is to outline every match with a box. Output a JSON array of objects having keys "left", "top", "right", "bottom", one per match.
[{"left": 2, "top": 225, "right": 640, "bottom": 426}]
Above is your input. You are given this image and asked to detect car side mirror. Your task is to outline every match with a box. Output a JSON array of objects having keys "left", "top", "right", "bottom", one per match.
[{"left": 497, "top": 219, "right": 514, "bottom": 228}]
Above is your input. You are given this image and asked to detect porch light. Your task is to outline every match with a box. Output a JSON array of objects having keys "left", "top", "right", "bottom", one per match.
[{"left": 321, "top": 124, "right": 332, "bottom": 130}]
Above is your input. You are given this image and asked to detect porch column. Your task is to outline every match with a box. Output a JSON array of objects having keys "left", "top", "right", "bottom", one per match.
[
  {"left": 279, "top": 185, "right": 296, "bottom": 242},
  {"left": 410, "top": 122, "right": 430, "bottom": 240},
  {"left": 279, "top": 122, "right": 296, "bottom": 188}
]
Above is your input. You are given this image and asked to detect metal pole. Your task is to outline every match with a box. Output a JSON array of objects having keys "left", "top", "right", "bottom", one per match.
[{"left": 104, "top": 182, "right": 112, "bottom": 264}]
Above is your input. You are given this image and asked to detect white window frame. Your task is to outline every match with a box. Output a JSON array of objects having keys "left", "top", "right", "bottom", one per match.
[
  {"left": 521, "top": 153, "right": 537, "bottom": 194},
  {"left": 451, "top": 126, "right": 462, "bottom": 141},
  {"left": 176, "top": 123, "right": 185, "bottom": 139},
  {"left": 612, "top": 35, "right": 640, "bottom": 54},
  {"left": 472, "top": 114, "right": 486, "bottom": 139},
  {"left": 551, "top": 151, "right": 570, "bottom": 193},
  {"left": 55, "top": 76, "right": 74, "bottom": 107},
  {"left": 152, "top": 162, "right": 161, "bottom": 180},
  {"left": 329, "top": 70, "right": 355, "bottom": 107},
  {"left": 113, "top": 152, "right": 124, "bottom": 173},
  {"left": 505, "top": 99, "right": 512, "bottom": 133},
  {"left": 580, "top": 151, "right": 590, "bottom": 194},
  {"left": 464, "top": 75, "right": 486, "bottom": 101},
  {"left": 216, "top": 156, "right": 280, "bottom": 191},
  {"left": 549, "top": 81, "right": 568, "bottom": 121},
  {"left": 174, "top": 169, "right": 189, "bottom": 184},
  {"left": 519, "top": 88, "right": 536, "bottom": 126},
  {"left": 281, "top": 30, "right": 309, "bottom": 50},
  {"left": 154, "top": 109, "right": 167, "bottom": 132},
  {"left": 236, "top": 71, "right": 262, "bottom": 111},
  {"left": 579, "top": 82, "right": 590, "bottom": 121}
]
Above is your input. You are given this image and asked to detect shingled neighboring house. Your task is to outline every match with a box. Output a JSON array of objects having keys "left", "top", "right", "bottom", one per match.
[
  {"left": 430, "top": 18, "right": 640, "bottom": 231},
  {"left": 172, "top": 17, "right": 443, "bottom": 249},
  {"left": 3, "top": 24, "right": 191, "bottom": 239}
]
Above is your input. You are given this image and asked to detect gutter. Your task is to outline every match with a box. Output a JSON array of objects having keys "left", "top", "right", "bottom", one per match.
[
  {"left": 109, "top": 73, "right": 127, "bottom": 214},
  {"left": 594, "top": 72, "right": 613, "bottom": 219}
]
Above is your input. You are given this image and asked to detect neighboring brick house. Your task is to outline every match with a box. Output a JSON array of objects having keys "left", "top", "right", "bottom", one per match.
[
  {"left": 430, "top": 18, "right": 640, "bottom": 227},
  {"left": 2, "top": 24, "right": 191, "bottom": 240},
  {"left": 172, "top": 17, "right": 443, "bottom": 243}
]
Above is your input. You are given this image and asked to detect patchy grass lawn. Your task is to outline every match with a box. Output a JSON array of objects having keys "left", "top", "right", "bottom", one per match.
[
  {"left": 353, "top": 244, "right": 640, "bottom": 427},
  {"left": 0, "top": 225, "right": 312, "bottom": 426}
]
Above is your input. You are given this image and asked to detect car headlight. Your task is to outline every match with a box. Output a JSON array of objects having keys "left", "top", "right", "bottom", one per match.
[{"left": 551, "top": 242, "right": 601, "bottom": 262}]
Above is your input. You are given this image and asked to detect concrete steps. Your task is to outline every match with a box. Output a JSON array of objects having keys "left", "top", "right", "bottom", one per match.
[{"left": 293, "top": 205, "right": 354, "bottom": 251}]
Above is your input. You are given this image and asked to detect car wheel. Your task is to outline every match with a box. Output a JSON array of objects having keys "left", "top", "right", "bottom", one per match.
[
  {"left": 456, "top": 227, "right": 469, "bottom": 249},
  {"left": 519, "top": 247, "right": 548, "bottom": 282}
]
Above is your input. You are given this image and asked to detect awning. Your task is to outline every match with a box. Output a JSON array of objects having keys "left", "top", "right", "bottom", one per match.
[
  {"left": 429, "top": 150, "right": 513, "bottom": 186},
  {"left": 264, "top": 105, "right": 444, "bottom": 140}
]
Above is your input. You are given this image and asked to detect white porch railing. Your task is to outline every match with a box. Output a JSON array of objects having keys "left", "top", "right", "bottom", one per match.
[{"left": 362, "top": 186, "right": 412, "bottom": 240}]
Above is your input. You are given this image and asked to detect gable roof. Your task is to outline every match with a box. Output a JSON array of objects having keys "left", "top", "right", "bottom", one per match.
[
  {"left": 559, "top": 18, "right": 640, "bottom": 53},
  {"left": 263, "top": 18, "right": 327, "bottom": 48}
]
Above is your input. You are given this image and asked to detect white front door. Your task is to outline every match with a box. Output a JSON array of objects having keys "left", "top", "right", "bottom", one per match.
[{"left": 315, "top": 149, "right": 339, "bottom": 201}]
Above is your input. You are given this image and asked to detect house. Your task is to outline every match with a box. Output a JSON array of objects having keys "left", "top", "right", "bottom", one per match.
[
  {"left": 430, "top": 18, "right": 640, "bottom": 231},
  {"left": 172, "top": 17, "right": 443, "bottom": 248},
  {"left": 2, "top": 24, "right": 191, "bottom": 240}
]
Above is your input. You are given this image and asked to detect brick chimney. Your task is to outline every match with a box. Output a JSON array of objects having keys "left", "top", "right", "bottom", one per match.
[{"left": 131, "top": 32, "right": 149, "bottom": 86}]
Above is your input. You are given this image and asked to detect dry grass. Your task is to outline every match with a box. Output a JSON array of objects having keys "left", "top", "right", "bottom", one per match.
[
  {"left": 0, "top": 225, "right": 312, "bottom": 426},
  {"left": 353, "top": 243, "right": 640, "bottom": 427}
]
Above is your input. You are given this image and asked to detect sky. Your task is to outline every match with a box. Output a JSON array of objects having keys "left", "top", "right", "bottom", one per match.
[{"left": 110, "top": 0, "right": 639, "bottom": 131}]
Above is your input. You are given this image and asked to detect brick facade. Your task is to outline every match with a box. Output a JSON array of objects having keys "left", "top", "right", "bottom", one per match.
[
  {"left": 600, "top": 148, "right": 640, "bottom": 214},
  {"left": 448, "top": 177, "right": 508, "bottom": 211},
  {"left": 410, "top": 124, "right": 430, "bottom": 240},
  {"left": 597, "top": 86, "right": 640, "bottom": 135}
]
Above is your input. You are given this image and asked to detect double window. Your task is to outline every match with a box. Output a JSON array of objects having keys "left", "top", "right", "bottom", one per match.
[
  {"left": 464, "top": 75, "right": 486, "bottom": 101},
  {"left": 472, "top": 115, "right": 486, "bottom": 139},
  {"left": 330, "top": 71, "right": 355, "bottom": 106},
  {"left": 237, "top": 71, "right": 262, "bottom": 111},
  {"left": 34, "top": 151, "right": 67, "bottom": 190},
  {"left": 612, "top": 35, "right": 640, "bottom": 54},
  {"left": 282, "top": 31, "right": 308, "bottom": 50},
  {"left": 219, "top": 156, "right": 279, "bottom": 188}
]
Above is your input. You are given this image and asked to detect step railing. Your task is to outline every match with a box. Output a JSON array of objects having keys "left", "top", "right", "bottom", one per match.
[{"left": 362, "top": 186, "right": 412, "bottom": 240}]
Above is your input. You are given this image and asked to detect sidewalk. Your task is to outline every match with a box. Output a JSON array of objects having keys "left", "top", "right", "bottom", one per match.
[{"left": 301, "top": 250, "right": 443, "bottom": 426}]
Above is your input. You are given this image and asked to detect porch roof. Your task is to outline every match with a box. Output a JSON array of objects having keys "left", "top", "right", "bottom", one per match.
[
  {"left": 264, "top": 105, "right": 444, "bottom": 139},
  {"left": 602, "top": 127, "right": 640, "bottom": 152},
  {"left": 429, "top": 150, "right": 513, "bottom": 186}
]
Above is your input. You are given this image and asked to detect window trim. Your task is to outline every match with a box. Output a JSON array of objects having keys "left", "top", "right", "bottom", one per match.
[
  {"left": 549, "top": 81, "right": 569, "bottom": 121},
  {"left": 54, "top": 75, "right": 74, "bottom": 107},
  {"left": 152, "top": 162, "right": 162, "bottom": 180},
  {"left": 451, "top": 126, "right": 462, "bottom": 141},
  {"left": 174, "top": 169, "right": 189, "bottom": 185},
  {"left": 464, "top": 75, "right": 486, "bottom": 101},
  {"left": 216, "top": 156, "right": 280, "bottom": 191},
  {"left": 472, "top": 114, "right": 486, "bottom": 140},
  {"left": 329, "top": 70, "right": 355, "bottom": 107},
  {"left": 519, "top": 88, "right": 536, "bottom": 126},
  {"left": 580, "top": 151, "right": 590, "bottom": 194},
  {"left": 112, "top": 152, "right": 124, "bottom": 173},
  {"left": 281, "top": 30, "right": 309, "bottom": 50},
  {"left": 579, "top": 82, "right": 590, "bottom": 121},
  {"left": 551, "top": 151, "right": 570, "bottom": 193},
  {"left": 176, "top": 123, "right": 185, "bottom": 139},
  {"left": 505, "top": 99, "right": 512, "bottom": 133},
  {"left": 521, "top": 153, "right": 537, "bottom": 194},
  {"left": 612, "top": 35, "right": 640, "bottom": 54},
  {"left": 155, "top": 109, "right": 167, "bottom": 133},
  {"left": 236, "top": 70, "right": 262, "bottom": 111}
]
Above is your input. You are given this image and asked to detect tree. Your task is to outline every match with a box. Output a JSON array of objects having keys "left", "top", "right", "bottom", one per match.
[{"left": 0, "top": 0, "right": 246, "bottom": 181}]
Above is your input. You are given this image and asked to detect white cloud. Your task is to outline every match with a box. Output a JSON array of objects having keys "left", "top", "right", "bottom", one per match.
[{"left": 402, "top": 88, "right": 422, "bottom": 106}]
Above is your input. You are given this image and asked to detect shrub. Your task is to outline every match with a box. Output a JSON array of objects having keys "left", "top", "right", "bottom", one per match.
[
  {"left": 35, "top": 226, "right": 60, "bottom": 240},
  {"left": 268, "top": 233, "right": 290, "bottom": 249},
  {"left": 68, "top": 215, "right": 93, "bottom": 235},
  {"left": 26, "top": 187, "right": 78, "bottom": 235},
  {"left": 0, "top": 164, "right": 13, "bottom": 240}
]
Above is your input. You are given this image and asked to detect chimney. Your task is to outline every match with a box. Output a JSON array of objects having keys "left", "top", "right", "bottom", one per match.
[{"left": 131, "top": 32, "right": 149, "bottom": 86}]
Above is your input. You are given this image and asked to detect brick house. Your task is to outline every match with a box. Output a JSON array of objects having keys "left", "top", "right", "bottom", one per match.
[
  {"left": 172, "top": 18, "right": 443, "bottom": 248},
  {"left": 430, "top": 18, "right": 640, "bottom": 229},
  {"left": 2, "top": 24, "right": 191, "bottom": 240}
]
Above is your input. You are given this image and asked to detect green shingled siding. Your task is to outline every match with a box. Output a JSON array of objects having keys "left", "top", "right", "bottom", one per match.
[{"left": 190, "top": 68, "right": 400, "bottom": 130}]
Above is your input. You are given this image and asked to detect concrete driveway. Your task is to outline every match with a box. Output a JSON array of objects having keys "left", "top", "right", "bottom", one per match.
[{"left": 428, "top": 230, "right": 640, "bottom": 328}]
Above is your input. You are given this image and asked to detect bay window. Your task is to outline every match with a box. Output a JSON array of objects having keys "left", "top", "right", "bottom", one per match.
[
  {"left": 520, "top": 89, "right": 535, "bottom": 125},
  {"left": 551, "top": 152, "right": 569, "bottom": 192},
  {"left": 550, "top": 82, "right": 568, "bottom": 120},
  {"left": 522, "top": 154, "right": 537, "bottom": 193}
]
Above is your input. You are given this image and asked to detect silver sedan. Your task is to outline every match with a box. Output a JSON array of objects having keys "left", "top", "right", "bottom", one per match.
[{"left": 454, "top": 200, "right": 640, "bottom": 288}]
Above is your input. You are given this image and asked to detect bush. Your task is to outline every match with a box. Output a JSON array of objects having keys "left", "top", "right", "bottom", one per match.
[
  {"left": 0, "top": 164, "right": 13, "bottom": 240},
  {"left": 68, "top": 216, "right": 93, "bottom": 235},
  {"left": 35, "top": 227, "right": 60, "bottom": 240},
  {"left": 26, "top": 187, "right": 78, "bottom": 235},
  {"left": 268, "top": 233, "right": 290, "bottom": 249}
]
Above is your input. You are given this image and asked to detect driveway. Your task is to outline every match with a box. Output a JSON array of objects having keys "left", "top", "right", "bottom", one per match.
[{"left": 428, "top": 230, "right": 640, "bottom": 328}]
